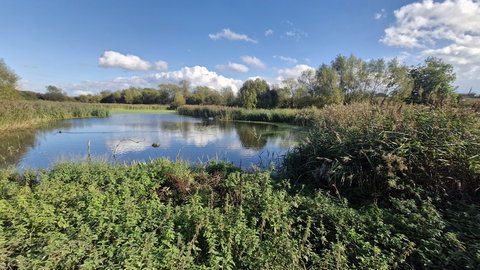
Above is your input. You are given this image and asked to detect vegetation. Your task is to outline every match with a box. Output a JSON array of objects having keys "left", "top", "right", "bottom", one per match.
[
  {"left": 0, "top": 58, "right": 21, "bottom": 101},
  {"left": 0, "top": 101, "right": 109, "bottom": 132},
  {"left": 1, "top": 54, "right": 480, "bottom": 267},
  {"left": 1, "top": 111, "right": 480, "bottom": 269},
  {"left": 408, "top": 57, "right": 458, "bottom": 105},
  {"left": 177, "top": 105, "right": 314, "bottom": 126}
]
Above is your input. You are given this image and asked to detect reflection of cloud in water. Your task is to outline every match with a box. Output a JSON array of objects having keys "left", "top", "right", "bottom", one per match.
[{"left": 105, "top": 138, "right": 151, "bottom": 155}]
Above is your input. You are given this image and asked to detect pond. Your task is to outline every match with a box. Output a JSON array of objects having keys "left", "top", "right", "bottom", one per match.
[{"left": 0, "top": 113, "right": 306, "bottom": 170}]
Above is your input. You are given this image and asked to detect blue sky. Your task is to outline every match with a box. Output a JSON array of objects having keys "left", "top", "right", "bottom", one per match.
[{"left": 1, "top": 0, "right": 479, "bottom": 96}]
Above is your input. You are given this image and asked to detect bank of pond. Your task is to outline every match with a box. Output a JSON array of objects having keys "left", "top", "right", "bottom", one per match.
[{"left": 0, "top": 101, "right": 480, "bottom": 268}]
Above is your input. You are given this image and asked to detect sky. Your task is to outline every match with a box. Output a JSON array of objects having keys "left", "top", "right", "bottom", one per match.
[{"left": 1, "top": 0, "right": 479, "bottom": 96}]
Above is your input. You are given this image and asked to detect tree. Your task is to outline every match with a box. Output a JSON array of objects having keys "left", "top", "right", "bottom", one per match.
[
  {"left": 298, "top": 69, "right": 317, "bottom": 97},
  {"left": 316, "top": 64, "right": 344, "bottom": 106},
  {"left": 239, "top": 78, "right": 269, "bottom": 109},
  {"left": 0, "top": 58, "right": 20, "bottom": 100},
  {"left": 282, "top": 78, "right": 299, "bottom": 108},
  {"left": 408, "top": 57, "right": 457, "bottom": 104},
  {"left": 44, "top": 85, "right": 68, "bottom": 101},
  {"left": 179, "top": 80, "right": 192, "bottom": 100},
  {"left": 220, "top": 87, "right": 237, "bottom": 106}
]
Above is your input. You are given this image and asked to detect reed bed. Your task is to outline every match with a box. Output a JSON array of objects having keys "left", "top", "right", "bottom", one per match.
[
  {"left": 0, "top": 100, "right": 109, "bottom": 132},
  {"left": 177, "top": 105, "right": 301, "bottom": 124},
  {"left": 282, "top": 102, "right": 480, "bottom": 200},
  {"left": 103, "top": 104, "right": 169, "bottom": 110}
]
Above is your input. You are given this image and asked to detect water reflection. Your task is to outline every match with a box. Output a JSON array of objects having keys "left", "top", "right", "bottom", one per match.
[{"left": 0, "top": 114, "right": 305, "bottom": 169}]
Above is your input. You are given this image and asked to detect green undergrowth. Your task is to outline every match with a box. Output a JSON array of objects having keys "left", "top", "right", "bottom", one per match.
[{"left": 1, "top": 157, "right": 479, "bottom": 269}]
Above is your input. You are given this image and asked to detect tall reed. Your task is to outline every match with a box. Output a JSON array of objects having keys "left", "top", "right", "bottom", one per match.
[
  {"left": 0, "top": 100, "right": 109, "bottom": 131},
  {"left": 282, "top": 102, "right": 480, "bottom": 201}
]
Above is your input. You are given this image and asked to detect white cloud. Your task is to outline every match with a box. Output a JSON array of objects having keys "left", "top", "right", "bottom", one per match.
[
  {"left": 375, "top": 9, "right": 387, "bottom": 19},
  {"left": 273, "top": 55, "right": 298, "bottom": 65},
  {"left": 265, "top": 29, "right": 273, "bottom": 36},
  {"left": 98, "top": 51, "right": 168, "bottom": 71},
  {"left": 215, "top": 62, "right": 249, "bottom": 73},
  {"left": 277, "top": 65, "right": 315, "bottom": 77},
  {"left": 241, "top": 56, "right": 266, "bottom": 69},
  {"left": 209, "top": 29, "right": 258, "bottom": 43},
  {"left": 74, "top": 90, "right": 95, "bottom": 96},
  {"left": 380, "top": 0, "right": 480, "bottom": 89},
  {"left": 286, "top": 28, "right": 308, "bottom": 41},
  {"left": 305, "top": 58, "right": 311, "bottom": 64},
  {"left": 60, "top": 66, "right": 244, "bottom": 96}
]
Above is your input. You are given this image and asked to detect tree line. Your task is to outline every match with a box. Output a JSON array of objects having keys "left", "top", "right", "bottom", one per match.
[{"left": 1, "top": 54, "right": 458, "bottom": 108}]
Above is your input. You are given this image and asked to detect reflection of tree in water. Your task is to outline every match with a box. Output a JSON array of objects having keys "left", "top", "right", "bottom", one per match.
[
  {"left": 0, "top": 121, "right": 73, "bottom": 168},
  {"left": 234, "top": 123, "right": 277, "bottom": 150},
  {"left": 160, "top": 120, "right": 193, "bottom": 133}
]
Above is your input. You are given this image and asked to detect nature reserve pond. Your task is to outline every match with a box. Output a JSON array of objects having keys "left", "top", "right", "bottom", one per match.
[{"left": 0, "top": 112, "right": 305, "bottom": 170}]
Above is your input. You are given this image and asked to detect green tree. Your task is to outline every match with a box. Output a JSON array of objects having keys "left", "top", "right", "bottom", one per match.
[
  {"left": 158, "top": 83, "right": 182, "bottom": 100},
  {"left": 220, "top": 87, "right": 237, "bottom": 106},
  {"left": 408, "top": 57, "right": 457, "bottom": 104},
  {"left": 44, "top": 85, "right": 68, "bottom": 101},
  {"left": 0, "top": 58, "right": 20, "bottom": 100},
  {"left": 239, "top": 78, "right": 269, "bottom": 109},
  {"left": 179, "top": 80, "right": 192, "bottom": 100},
  {"left": 282, "top": 78, "right": 299, "bottom": 108},
  {"left": 316, "top": 64, "right": 344, "bottom": 106}
]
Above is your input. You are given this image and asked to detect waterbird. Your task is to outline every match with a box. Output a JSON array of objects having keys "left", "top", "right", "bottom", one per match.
[{"left": 152, "top": 143, "right": 160, "bottom": 148}]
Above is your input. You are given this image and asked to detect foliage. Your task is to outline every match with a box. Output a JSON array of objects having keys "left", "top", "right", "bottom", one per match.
[
  {"left": 1, "top": 154, "right": 479, "bottom": 268},
  {"left": 282, "top": 102, "right": 480, "bottom": 201},
  {"left": 239, "top": 78, "right": 270, "bottom": 109},
  {"left": 0, "top": 58, "right": 20, "bottom": 101},
  {"left": 43, "top": 85, "right": 69, "bottom": 102},
  {"left": 408, "top": 57, "right": 457, "bottom": 105}
]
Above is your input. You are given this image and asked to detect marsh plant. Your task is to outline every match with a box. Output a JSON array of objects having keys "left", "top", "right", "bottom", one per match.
[{"left": 0, "top": 100, "right": 109, "bottom": 132}]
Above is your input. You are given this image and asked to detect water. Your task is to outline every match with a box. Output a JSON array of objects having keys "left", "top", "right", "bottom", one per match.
[{"left": 0, "top": 113, "right": 305, "bottom": 170}]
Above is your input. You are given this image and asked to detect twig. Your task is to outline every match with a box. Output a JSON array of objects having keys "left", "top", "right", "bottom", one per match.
[
  {"left": 113, "top": 138, "right": 145, "bottom": 164},
  {"left": 176, "top": 147, "right": 184, "bottom": 163}
]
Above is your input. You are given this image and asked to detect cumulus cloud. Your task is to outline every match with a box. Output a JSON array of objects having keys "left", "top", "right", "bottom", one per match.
[
  {"left": 273, "top": 55, "right": 298, "bottom": 65},
  {"left": 60, "top": 66, "right": 244, "bottom": 96},
  {"left": 265, "top": 29, "right": 273, "bottom": 36},
  {"left": 241, "top": 56, "right": 266, "bottom": 69},
  {"left": 98, "top": 51, "right": 168, "bottom": 71},
  {"left": 209, "top": 29, "right": 258, "bottom": 43},
  {"left": 305, "top": 58, "right": 311, "bottom": 64},
  {"left": 215, "top": 62, "right": 249, "bottom": 73},
  {"left": 375, "top": 9, "right": 387, "bottom": 19},
  {"left": 74, "top": 90, "right": 95, "bottom": 96},
  {"left": 380, "top": 0, "right": 480, "bottom": 87},
  {"left": 277, "top": 65, "right": 315, "bottom": 77}
]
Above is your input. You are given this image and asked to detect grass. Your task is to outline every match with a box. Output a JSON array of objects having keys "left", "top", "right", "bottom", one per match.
[{"left": 0, "top": 100, "right": 110, "bottom": 132}]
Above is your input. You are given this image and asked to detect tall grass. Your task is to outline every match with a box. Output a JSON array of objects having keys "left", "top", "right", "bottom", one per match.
[
  {"left": 177, "top": 105, "right": 304, "bottom": 124},
  {"left": 102, "top": 103, "right": 169, "bottom": 111},
  {"left": 0, "top": 100, "right": 109, "bottom": 131},
  {"left": 282, "top": 102, "right": 480, "bottom": 201}
]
